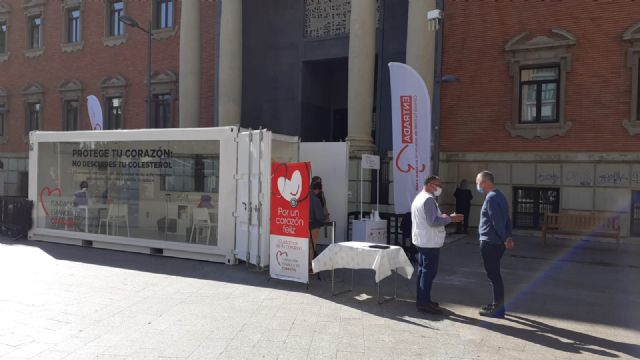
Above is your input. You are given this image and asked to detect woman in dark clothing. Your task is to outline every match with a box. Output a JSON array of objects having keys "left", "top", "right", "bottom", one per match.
[
  {"left": 311, "top": 176, "right": 330, "bottom": 222},
  {"left": 453, "top": 179, "right": 473, "bottom": 234}
]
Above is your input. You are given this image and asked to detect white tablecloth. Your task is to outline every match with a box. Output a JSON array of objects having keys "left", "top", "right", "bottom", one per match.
[{"left": 312, "top": 242, "right": 414, "bottom": 282}]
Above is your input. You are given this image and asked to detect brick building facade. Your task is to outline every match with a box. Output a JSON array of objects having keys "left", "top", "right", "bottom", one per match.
[
  {"left": 0, "top": 0, "right": 216, "bottom": 196},
  {"left": 437, "top": 1, "right": 640, "bottom": 238}
]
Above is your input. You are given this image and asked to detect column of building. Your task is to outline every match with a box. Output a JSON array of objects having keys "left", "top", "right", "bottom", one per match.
[
  {"left": 216, "top": 0, "right": 243, "bottom": 126},
  {"left": 405, "top": 0, "right": 437, "bottom": 97},
  {"left": 178, "top": 0, "right": 201, "bottom": 128},
  {"left": 346, "top": 0, "right": 377, "bottom": 154}
]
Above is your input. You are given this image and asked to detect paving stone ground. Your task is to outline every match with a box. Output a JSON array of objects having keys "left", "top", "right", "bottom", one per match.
[{"left": 0, "top": 234, "right": 639, "bottom": 360}]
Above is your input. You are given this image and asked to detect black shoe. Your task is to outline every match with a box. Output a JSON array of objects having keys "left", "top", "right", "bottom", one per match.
[
  {"left": 481, "top": 303, "right": 495, "bottom": 311},
  {"left": 417, "top": 303, "right": 444, "bottom": 315},
  {"left": 479, "top": 305, "right": 505, "bottom": 319},
  {"left": 429, "top": 301, "right": 440, "bottom": 308}
]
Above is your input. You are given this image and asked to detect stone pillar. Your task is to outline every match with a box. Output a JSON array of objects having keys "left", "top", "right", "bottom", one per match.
[
  {"left": 179, "top": 0, "right": 201, "bottom": 128},
  {"left": 216, "top": 0, "right": 243, "bottom": 126},
  {"left": 406, "top": 0, "right": 436, "bottom": 96},
  {"left": 346, "top": 0, "right": 376, "bottom": 153}
]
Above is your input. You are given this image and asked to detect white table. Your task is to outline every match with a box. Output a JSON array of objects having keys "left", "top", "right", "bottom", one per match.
[{"left": 312, "top": 241, "right": 414, "bottom": 303}]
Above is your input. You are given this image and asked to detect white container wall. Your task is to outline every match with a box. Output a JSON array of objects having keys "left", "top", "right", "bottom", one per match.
[
  {"left": 29, "top": 127, "right": 240, "bottom": 263},
  {"left": 234, "top": 130, "right": 299, "bottom": 268},
  {"left": 28, "top": 127, "right": 346, "bottom": 266}
]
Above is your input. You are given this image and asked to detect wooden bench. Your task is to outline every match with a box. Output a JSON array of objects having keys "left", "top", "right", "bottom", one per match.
[{"left": 542, "top": 212, "right": 621, "bottom": 246}]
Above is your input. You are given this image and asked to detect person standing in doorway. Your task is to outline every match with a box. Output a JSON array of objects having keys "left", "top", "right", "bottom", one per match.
[
  {"left": 308, "top": 181, "right": 325, "bottom": 273},
  {"left": 311, "top": 176, "right": 330, "bottom": 222},
  {"left": 411, "top": 175, "right": 464, "bottom": 315},
  {"left": 453, "top": 179, "right": 473, "bottom": 234},
  {"left": 476, "top": 171, "right": 514, "bottom": 318}
]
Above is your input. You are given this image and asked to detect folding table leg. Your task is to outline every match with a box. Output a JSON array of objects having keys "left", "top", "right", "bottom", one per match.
[
  {"left": 351, "top": 269, "right": 354, "bottom": 292},
  {"left": 377, "top": 269, "right": 399, "bottom": 305},
  {"left": 331, "top": 268, "right": 334, "bottom": 294},
  {"left": 332, "top": 268, "right": 354, "bottom": 297}
]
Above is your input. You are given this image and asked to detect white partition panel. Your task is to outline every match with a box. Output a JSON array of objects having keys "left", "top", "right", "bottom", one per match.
[{"left": 300, "top": 142, "right": 350, "bottom": 243}]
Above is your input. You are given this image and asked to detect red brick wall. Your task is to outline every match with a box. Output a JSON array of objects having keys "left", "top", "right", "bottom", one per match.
[
  {"left": 0, "top": 0, "right": 216, "bottom": 153},
  {"left": 440, "top": 0, "right": 640, "bottom": 152}
]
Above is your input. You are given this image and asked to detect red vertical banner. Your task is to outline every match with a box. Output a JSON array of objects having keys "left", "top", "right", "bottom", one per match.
[
  {"left": 270, "top": 162, "right": 311, "bottom": 238},
  {"left": 269, "top": 162, "right": 311, "bottom": 283}
]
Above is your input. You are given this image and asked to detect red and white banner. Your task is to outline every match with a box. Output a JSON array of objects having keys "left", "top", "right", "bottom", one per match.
[
  {"left": 269, "top": 162, "right": 311, "bottom": 283},
  {"left": 389, "top": 62, "right": 432, "bottom": 214}
]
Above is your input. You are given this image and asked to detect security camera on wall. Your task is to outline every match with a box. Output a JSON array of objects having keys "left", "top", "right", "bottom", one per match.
[{"left": 426, "top": 9, "right": 443, "bottom": 31}]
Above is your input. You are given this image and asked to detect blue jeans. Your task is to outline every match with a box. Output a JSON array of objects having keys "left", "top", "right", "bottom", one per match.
[
  {"left": 480, "top": 241, "right": 506, "bottom": 308},
  {"left": 416, "top": 247, "right": 440, "bottom": 306}
]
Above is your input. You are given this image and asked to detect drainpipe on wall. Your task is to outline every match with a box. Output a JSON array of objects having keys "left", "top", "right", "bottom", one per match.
[{"left": 432, "top": 0, "right": 444, "bottom": 175}]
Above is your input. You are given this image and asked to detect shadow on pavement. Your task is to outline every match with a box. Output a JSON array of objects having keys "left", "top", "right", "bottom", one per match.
[
  {"left": 3, "top": 234, "right": 639, "bottom": 357},
  {"left": 446, "top": 311, "right": 640, "bottom": 358}
]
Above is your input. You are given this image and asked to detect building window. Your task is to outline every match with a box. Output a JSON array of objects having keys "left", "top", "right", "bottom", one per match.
[
  {"left": 105, "top": 97, "right": 123, "bottom": 129},
  {"left": 26, "top": 102, "right": 41, "bottom": 133},
  {"left": 505, "top": 29, "right": 575, "bottom": 139},
  {"left": 161, "top": 155, "right": 219, "bottom": 193},
  {"left": 28, "top": 16, "right": 42, "bottom": 49},
  {"left": 622, "top": 22, "right": 640, "bottom": 134},
  {"left": 512, "top": 187, "right": 560, "bottom": 229},
  {"left": 519, "top": 67, "right": 560, "bottom": 124},
  {"left": 154, "top": 0, "right": 174, "bottom": 30},
  {"left": 0, "top": 104, "right": 5, "bottom": 137},
  {"left": 0, "top": 21, "right": 6, "bottom": 54},
  {"left": 66, "top": 8, "right": 81, "bottom": 43},
  {"left": 152, "top": 94, "right": 172, "bottom": 128},
  {"left": 632, "top": 191, "right": 640, "bottom": 237},
  {"left": 108, "top": 1, "right": 124, "bottom": 37},
  {"left": 64, "top": 100, "right": 79, "bottom": 131}
]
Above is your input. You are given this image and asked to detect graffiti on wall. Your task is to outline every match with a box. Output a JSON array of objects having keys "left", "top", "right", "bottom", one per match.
[
  {"left": 537, "top": 166, "right": 561, "bottom": 185},
  {"left": 564, "top": 169, "right": 593, "bottom": 186}
]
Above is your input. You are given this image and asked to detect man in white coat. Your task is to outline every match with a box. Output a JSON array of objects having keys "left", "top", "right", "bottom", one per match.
[{"left": 412, "top": 175, "right": 463, "bottom": 315}]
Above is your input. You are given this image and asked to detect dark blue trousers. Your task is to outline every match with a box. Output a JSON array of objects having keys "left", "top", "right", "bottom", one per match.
[
  {"left": 480, "top": 241, "right": 506, "bottom": 307},
  {"left": 416, "top": 247, "right": 440, "bottom": 306}
]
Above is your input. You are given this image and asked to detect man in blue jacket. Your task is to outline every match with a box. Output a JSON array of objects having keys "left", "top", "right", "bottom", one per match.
[{"left": 475, "top": 171, "right": 514, "bottom": 318}]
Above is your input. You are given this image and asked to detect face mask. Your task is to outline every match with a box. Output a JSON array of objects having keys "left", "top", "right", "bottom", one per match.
[
  {"left": 476, "top": 184, "right": 484, "bottom": 194},
  {"left": 434, "top": 187, "right": 443, "bottom": 197}
]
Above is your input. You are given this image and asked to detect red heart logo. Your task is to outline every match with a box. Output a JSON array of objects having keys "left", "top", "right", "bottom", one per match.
[
  {"left": 276, "top": 250, "right": 288, "bottom": 266},
  {"left": 39, "top": 187, "right": 62, "bottom": 216}
]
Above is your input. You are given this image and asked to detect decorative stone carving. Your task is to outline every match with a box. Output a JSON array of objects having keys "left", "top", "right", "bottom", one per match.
[
  {"left": 304, "top": 0, "right": 381, "bottom": 39},
  {"left": 99, "top": 74, "right": 127, "bottom": 97},
  {"left": 21, "top": 82, "right": 43, "bottom": 96},
  {"left": 0, "top": 2, "right": 11, "bottom": 14},
  {"left": 61, "top": 41, "right": 83, "bottom": 53},
  {"left": 149, "top": 70, "right": 178, "bottom": 95},
  {"left": 103, "top": 34, "right": 127, "bottom": 47},
  {"left": 505, "top": 29, "right": 576, "bottom": 52},
  {"left": 152, "top": 27, "right": 177, "bottom": 41},
  {"left": 100, "top": 74, "right": 127, "bottom": 88},
  {"left": 57, "top": 79, "right": 83, "bottom": 100},
  {"left": 22, "top": 0, "right": 45, "bottom": 16}
]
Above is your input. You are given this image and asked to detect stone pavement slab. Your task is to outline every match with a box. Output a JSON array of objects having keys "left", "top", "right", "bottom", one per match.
[{"left": 0, "top": 234, "right": 638, "bottom": 359}]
